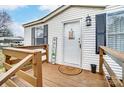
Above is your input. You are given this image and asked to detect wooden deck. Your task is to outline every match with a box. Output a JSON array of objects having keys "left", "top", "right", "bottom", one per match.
[
  {"left": 1, "top": 45, "right": 124, "bottom": 87},
  {"left": 42, "top": 63, "right": 108, "bottom": 87},
  {"left": 1, "top": 62, "right": 108, "bottom": 87}
]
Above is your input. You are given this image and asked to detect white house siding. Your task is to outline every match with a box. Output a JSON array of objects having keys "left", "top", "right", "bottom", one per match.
[
  {"left": 24, "top": 27, "right": 32, "bottom": 45},
  {"left": 43, "top": 7, "right": 104, "bottom": 71}
]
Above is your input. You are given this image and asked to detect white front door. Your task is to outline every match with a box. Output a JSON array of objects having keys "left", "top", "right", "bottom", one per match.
[{"left": 63, "top": 21, "right": 81, "bottom": 67}]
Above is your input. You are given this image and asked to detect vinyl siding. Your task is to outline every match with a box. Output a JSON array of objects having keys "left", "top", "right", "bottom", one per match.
[
  {"left": 82, "top": 17, "right": 100, "bottom": 71},
  {"left": 24, "top": 27, "right": 32, "bottom": 45}
]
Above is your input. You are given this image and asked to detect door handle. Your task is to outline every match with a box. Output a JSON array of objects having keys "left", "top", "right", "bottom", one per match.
[{"left": 79, "top": 44, "right": 81, "bottom": 49}]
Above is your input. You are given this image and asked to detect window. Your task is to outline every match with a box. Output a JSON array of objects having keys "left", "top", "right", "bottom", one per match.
[
  {"left": 107, "top": 11, "right": 124, "bottom": 51},
  {"left": 35, "top": 26, "right": 44, "bottom": 45},
  {"left": 31, "top": 25, "right": 48, "bottom": 45}
]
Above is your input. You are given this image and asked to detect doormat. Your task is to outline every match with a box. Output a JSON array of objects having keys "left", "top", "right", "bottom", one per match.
[{"left": 58, "top": 65, "right": 82, "bottom": 76}]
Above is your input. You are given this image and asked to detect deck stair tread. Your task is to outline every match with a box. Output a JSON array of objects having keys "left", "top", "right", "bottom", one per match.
[{"left": 1, "top": 75, "right": 33, "bottom": 87}]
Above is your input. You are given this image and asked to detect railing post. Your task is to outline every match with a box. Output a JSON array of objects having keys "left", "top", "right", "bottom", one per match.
[
  {"left": 32, "top": 51, "right": 42, "bottom": 87},
  {"left": 32, "top": 53, "right": 37, "bottom": 77},
  {"left": 99, "top": 47, "right": 104, "bottom": 75},
  {"left": 5, "top": 55, "right": 11, "bottom": 64},
  {"left": 4, "top": 55, "right": 11, "bottom": 71},
  {"left": 122, "top": 63, "right": 124, "bottom": 86},
  {"left": 46, "top": 45, "right": 49, "bottom": 63}
]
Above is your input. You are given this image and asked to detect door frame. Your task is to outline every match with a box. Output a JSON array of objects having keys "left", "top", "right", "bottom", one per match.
[{"left": 62, "top": 18, "right": 82, "bottom": 68}]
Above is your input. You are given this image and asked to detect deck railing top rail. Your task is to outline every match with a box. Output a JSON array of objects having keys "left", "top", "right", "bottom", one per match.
[
  {"left": 17, "top": 44, "right": 48, "bottom": 50},
  {"left": 100, "top": 46, "right": 124, "bottom": 64},
  {"left": 3, "top": 47, "right": 41, "bottom": 54}
]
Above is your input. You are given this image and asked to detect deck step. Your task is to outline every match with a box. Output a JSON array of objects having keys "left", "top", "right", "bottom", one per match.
[
  {"left": 10, "top": 76, "right": 33, "bottom": 87},
  {"left": 1, "top": 75, "right": 33, "bottom": 87}
]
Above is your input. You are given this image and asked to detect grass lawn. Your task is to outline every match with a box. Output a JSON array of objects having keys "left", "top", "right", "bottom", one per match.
[{"left": 0, "top": 50, "right": 5, "bottom": 73}]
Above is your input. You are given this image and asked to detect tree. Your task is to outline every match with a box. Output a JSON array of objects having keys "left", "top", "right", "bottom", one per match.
[{"left": 0, "top": 11, "right": 13, "bottom": 37}]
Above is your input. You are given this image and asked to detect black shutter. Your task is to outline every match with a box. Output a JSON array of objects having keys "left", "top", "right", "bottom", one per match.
[
  {"left": 96, "top": 13, "right": 106, "bottom": 54},
  {"left": 43, "top": 24, "right": 48, "bottom": 44},
  {"left": 31, "top": 27, "right": 35, "bottom": 45}
]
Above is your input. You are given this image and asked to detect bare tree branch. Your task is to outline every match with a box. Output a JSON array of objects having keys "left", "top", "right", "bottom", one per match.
[{"left": 0, "top": 10, "right": 13, "bottom": 37}]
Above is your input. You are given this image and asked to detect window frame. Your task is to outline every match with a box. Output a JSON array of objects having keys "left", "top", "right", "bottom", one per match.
[{"left": 106, "top": 10, "right": 124, "bottom": 51}]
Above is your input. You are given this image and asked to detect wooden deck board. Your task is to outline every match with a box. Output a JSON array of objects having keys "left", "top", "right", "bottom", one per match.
[
  {"left": 44, "top": 63, "right": 108, "bottom": 87},
  {"left": 27, "top": 63, "right": 108, "bottom": 87},
  {"left": 1, "top": 62, "right": 108, "bottom": 87}
]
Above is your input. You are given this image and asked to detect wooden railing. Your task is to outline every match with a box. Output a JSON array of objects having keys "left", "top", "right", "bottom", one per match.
[
  {"left": 99, "top": 46, "right": 124, "bottom": 87},
  {"left": 0, "top": 45, "right": 48, "bottom": 87},
  {"left": 16, "top": 44, "right": 49, "bottom": 63}
]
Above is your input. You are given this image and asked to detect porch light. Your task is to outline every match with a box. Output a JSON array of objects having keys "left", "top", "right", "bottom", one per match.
[{"left": 86, "top": 15, "right": 92, "bottom": 26}]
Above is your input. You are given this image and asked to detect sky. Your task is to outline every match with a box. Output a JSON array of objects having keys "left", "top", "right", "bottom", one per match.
[{"left": 0, "top": 5, "right": 60, "bottom": 37}]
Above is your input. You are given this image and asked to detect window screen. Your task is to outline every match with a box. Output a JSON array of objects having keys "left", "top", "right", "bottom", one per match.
[
  {"left": 35, "top": 26, "right": 44, "bottom": 45},
  {"left": 107, "top": 11, "right": 124, "bottom": 52}
]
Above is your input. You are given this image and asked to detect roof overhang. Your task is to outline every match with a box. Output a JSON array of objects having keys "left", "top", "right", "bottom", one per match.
[{"left": 23, "top": 5, "right": 106, "bottom": 28}]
